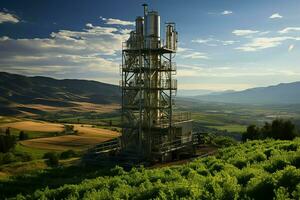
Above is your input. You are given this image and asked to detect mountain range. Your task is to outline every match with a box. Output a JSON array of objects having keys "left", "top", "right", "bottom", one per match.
[
  {"left": 0, "top": 72, "right": 299, "bottom": 116},
  {"left": 193, "top": 82, "right": 300, "bottom": 105}
]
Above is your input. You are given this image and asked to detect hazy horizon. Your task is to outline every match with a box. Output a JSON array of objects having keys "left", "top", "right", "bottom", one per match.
[{"left": 0, "top": 0, "right": 300, "bottom": 91}]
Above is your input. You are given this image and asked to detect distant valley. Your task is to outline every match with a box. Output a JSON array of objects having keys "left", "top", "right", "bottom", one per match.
[
  {"left": 1, "top": 72, "right": 300, "bottom": 119},
  {"left": 182, "top": 82, "right": 300, "bottom": 105},
  {"left": 0, "top": 72, "right": 121, "bottom": 117}
]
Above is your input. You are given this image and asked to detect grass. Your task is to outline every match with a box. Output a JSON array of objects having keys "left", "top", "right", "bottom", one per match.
[
  {"left": 191, "top": 112, "right": 228, "bottom": 125},
  {"left": 191, "top": 112, "right": 247, "bottom": 133},
  {"left": 9, "top": 128, "right": 58, "bottom": 139},
  {"left": 14, "top": 143, "right": 59, "bottom": 160},
  {"left": 208, "top": 124, "right": 247, "bottom": 133},
  {"left": 0, "top": 160, "right": 47, "bottom": 180}
]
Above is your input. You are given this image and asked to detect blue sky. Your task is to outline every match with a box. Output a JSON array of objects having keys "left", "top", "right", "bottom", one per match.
[{"left": 0, "top": 0, "right": 300, "bottom": 91}]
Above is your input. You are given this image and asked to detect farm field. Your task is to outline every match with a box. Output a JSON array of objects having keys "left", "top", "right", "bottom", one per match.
[
  {"left": 208, "top": 124, "right": 246, "bottom": 132},
  {"left": 0, "top": 118, "right": 120, "bottom": 152},
  {"left": 178, "top": 100, "right": 300, "bottom": 134},
  {"left": 0, "top": 117, "right": 120, "bottom": 180},
  {"left": 20, "top": 128, "right": 118, "bottom": 151},
  {"left": 0, "top": 120, "right": 64, "bottom": 132}
]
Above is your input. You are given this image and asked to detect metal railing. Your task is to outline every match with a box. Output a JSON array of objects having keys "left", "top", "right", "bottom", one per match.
[
  {"left": 153, "top": 135, "right": 195, "bottom": 154},
  {"left": 123, "top": 38, "right": 165, "bottom": 51},
  {"left": 161, "top": 61, "right": 176, "bottom": 71},
  {"left": 121, "top": 62, "right": 176, "bottom": 72},
  {"left": 120, "top": 79, "right": 177, "bottom": 90},
  {"left": 153, "top": 112, "right": 192, "bottom": 128},
  {"left": 172, "top": 112, "right": 191, "bottom": 123},
  {"left": 93, "top": 138, "right": 120, "bottom": 153}
]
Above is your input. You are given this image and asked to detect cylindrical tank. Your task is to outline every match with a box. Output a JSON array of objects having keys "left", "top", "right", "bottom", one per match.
[
  {"left": 144, "top": 11, "right": 160, "bottom": 38},
  {"left": 127, "top": 31, "right": 136, "bottom": 49},
  {"left": 135, "top": 16, "right": 143, "bottom": 36},
  {"left": 166, "top": 24, "right": 173, "bottom": 50},
  {"left": 166, "top": 24, "right": 177, "bottom": 50},
  {"left": 135, "top": 16, "right": 144, "bottom": 48},
  {"left": 144, "top": 11, "right": 160, "bottom": 49}
]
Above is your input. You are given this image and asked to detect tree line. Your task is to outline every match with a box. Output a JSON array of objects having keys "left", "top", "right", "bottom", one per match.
[{"left": 242, "top": 119, "right": 299, "bottom": 141}]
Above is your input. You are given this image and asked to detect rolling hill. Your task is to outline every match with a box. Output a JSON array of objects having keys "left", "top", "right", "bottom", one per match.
[
  {"left": 0, "top": 72, "right": 121, "bottom": 116},
  {"left": 1, "top": 72, "right": 299, "bottom": 116},
  {"left": 194, "top": 82, "right": 300, "bottom": 105}
]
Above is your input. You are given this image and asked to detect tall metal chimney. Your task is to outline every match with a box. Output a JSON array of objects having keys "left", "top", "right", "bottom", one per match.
[{"left": 142, "top": 3, "right": 148, "bottom": 16}]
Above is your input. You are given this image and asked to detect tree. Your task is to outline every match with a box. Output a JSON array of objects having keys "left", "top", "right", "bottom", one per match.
[
  {"left": 43, "top": 152, "right": 59, "bottom": 167},
  {"left": 242, "top": 119, "right": 298, "bottom": 141},
  {"left": 269, "top": 119, "right": 296, "bottom": 140},
  {"left": 60, "top": 150, "right": 77, "bottom": 159},
  {"left": 5, "top": 127, "right": 10, "bottom": 136},
  {"left": 242, "top": 125, "right": 260, "bottom": 141},
  {"left": 19, "top": 131, "right": 28, "bottom": 140},
  {"left": 0, "top": 135, "right": 16, "bottom": 153}
]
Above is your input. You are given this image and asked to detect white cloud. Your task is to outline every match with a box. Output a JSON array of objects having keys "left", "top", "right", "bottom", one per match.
[
  {"left": 279, "top": 27, "right": 300, "bottom": 34},
  {"left": 177, "top": 47, "right": 209, "bottom": 60},
  {"left": 288, "top": 44, "right": 294, "bottom": 52},
  {"left": 0, "top": 22, "right": 131, "bottom": 84},
  {"left": 221, "top": 10, "right": 233, "bottom": 15},
  {"left": 181, "top": 52, "right": 209, "bottom": 59},
  {"left": 192, "top": 38, "right": 237, "bottom": 46},
  {"left": 236, "top": 36, "right": 300, "bottom": 52},
  {"left": 100, "top": 16, "right": 134, "bottom": 26},
  {"left": 177, "top": 47, "right": 192, "bottom": 52},
  {"left": 269, "top": 13, "right": 283, "bottom": 19},
  {"left": 0, "top": 11, "right": 19, "bottom": 24},
  {"left": 232, "top": 29, "right": 260, "bottom": 36},
  {"left": 259, "top": 31, "right": 270, "bottom": 35}
]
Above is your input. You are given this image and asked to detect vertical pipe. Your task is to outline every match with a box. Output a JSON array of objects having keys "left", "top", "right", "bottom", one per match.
[{"left": 142, "top": 4, "right": 148, "bottom": 16}]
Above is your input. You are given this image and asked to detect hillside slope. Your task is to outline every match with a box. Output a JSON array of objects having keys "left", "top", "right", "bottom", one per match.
[
  {"left": 0, "top": 72, "right": 120, "bottom": 115},
  {"left": 194, "top": 82, "right": 300, "bottom": 105},
  {"left": 8, "top": 138, "right": 300, "bottom": 199}
]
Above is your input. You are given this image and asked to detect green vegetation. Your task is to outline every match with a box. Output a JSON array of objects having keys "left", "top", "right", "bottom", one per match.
[
  {"left": 198, "top": 133, "right": 238, "bottom": 148},
  {"left": 0, "top": 130, "right": 34, "bottom": 166},
  {"left": 243, "top": 119, "right": 299, "bottom": 141},
  {"left": 14, "top": 143, "right": 52, "bottom": 160},
  {"left": 8, "top": 128, "right": 59, "bottom": 140},
  {"left": 0, "top": 134, "right": 16, "bottom": 153},
  {"left": 60, "top": 150, "right": 78, "bottom": 160},
  {"left": 179, "top": 100, "right": 300, "bottom": 134},
  {"left": 43, "top": 152, "right": 59, "bottom": 167},
  {"left": 40, "top": 112, "right": 121, "bottom": 127},
  {"left": 0, "top": 151, "right": 32, "bottom": 166},
  {"left": 18, "top": 131, "right": 29, "bottom": 140},
  {"left": 208, "top": 124, "right": 246, "bottom": 133},
  {"left": 3, "top": 138, "right": 299, "bottom": 199}
]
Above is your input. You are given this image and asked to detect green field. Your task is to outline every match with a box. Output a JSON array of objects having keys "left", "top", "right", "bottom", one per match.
[
  {"left": 179, "top": 100, "right": 300, "bottom": 134},
  {"left": 14, "top": 143, "right": 59, "bottom": 159},
  {"left": 208, "top": 124, "right": 247, "bottom": 133},
  {"left": 8, "top": 128, "right": 58, "bottom": 140},
  {"left": 2, "top": 138, "right": 299, "bottom": 199},
  {"left": 39, "top": 112, "right": 122, "bottom": 127}
]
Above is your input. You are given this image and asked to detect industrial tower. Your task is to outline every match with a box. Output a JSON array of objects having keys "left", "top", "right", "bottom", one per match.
[{"left": 121, "top": 4, "right": 193, "bottom": 162}]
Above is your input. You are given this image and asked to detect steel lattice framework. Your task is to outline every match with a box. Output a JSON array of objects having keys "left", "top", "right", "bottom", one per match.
[
  {"left": 119, "top": 5, "right": 193, "bottom": 162},
  {"left": 121, "top": 38, "right": 178, "bottom": 158}
]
